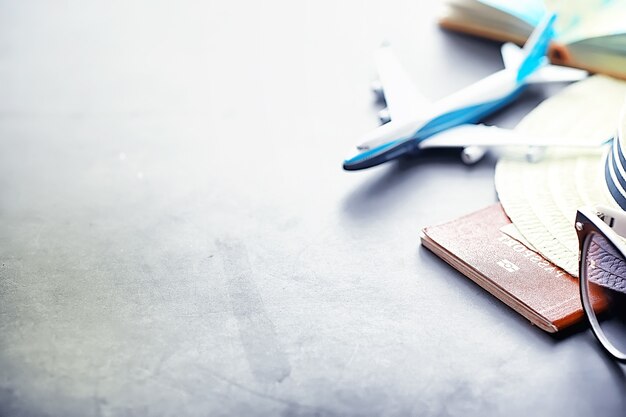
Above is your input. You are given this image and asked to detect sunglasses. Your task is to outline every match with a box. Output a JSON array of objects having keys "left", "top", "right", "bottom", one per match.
[{"left": 576, "top": 205, "right": 626, "bottom": 361}]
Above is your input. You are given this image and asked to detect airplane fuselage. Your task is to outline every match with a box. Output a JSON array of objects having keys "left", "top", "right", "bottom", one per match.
[{"left": 344, "top": 69, "right": 526, "bottom": 170}]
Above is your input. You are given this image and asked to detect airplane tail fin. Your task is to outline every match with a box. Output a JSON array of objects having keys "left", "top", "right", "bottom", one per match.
[{"left": 516, "top": 12, "right": 557, "bottom": 82}]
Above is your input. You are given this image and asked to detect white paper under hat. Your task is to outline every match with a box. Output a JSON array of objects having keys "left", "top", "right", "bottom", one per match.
[{"left": 495, "top": 75, "right": 626, "bottom": 276}]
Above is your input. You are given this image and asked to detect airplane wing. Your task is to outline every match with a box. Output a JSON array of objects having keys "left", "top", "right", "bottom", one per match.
[
  {"left": 525, "top": 64, "right": 588, "bottom": 83},
  {"left": 375, "top": 45, "right": 431, "bottom": 122},
  {"left": 418, "top": 124, "right": 605, "bottom": 149}
]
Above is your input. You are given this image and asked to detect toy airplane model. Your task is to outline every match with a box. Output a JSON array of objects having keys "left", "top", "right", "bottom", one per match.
[{"left": 343, "top": 13, "right": 592, "bottom": 171}]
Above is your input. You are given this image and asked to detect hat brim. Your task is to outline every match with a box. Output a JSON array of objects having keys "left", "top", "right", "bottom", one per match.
[{"left": 495, "top": 75, "right": 626, "bottom": 276}]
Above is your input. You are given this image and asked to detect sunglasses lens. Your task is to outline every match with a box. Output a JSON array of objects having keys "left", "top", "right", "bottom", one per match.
[{"left": 582, "top": 232, "right": 626, "bottom": 357}]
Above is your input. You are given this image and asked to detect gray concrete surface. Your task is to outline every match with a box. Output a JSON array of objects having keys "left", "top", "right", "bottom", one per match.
[{"left": 0, "top": 1, "right": 624, "bottom": 416}]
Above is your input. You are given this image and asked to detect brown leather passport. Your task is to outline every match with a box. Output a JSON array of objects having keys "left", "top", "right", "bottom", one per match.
[{"left": 421, "top": 204, "right": 602, "bottom": 332}]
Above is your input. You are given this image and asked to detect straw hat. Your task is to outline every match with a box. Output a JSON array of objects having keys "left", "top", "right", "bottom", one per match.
[{"left": 495, "top": 75, "right": 626, "bottom": 276}]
